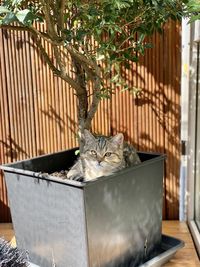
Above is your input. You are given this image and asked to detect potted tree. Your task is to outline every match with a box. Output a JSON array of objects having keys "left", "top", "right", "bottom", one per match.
[{"left": 0, "top": 1, "right": 198, "bottom": 266}]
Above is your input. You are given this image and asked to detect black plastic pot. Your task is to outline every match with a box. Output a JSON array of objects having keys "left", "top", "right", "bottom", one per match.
[{"left": 1, "top": 149, "right": 166, "bottom": 267}]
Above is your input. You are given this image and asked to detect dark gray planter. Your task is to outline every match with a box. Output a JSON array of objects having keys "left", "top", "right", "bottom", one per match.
[{"left": 1, "top": 149, "right": 165, "bottom": 267}]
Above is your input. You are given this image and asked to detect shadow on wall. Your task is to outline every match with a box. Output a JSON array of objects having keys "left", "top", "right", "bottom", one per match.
[
  {"left": 41, "top": 106, "right": 66, "bottom": 133},
  {"left": 0, "top": 137, "right": 29, "bottom": 160},
  {"left": 40, "top": 105, "right": 77, "bottom": 136}
]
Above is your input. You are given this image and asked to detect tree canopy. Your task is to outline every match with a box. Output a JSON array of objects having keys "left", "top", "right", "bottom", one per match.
[{"left": 0, "top": 0, "right": 199, "bottom": 139}]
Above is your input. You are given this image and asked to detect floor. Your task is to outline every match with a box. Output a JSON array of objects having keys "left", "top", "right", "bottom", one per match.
[
  {"left": 0, "top": 221, "right": 199, "bottom": 266},
  {"left": 162, "top": 221, "right": 200, "bottom": 267}
]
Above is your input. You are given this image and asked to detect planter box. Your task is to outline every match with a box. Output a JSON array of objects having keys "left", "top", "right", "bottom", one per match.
[{"left": 1, "top": 149, "right": 165, "bottom": 267}]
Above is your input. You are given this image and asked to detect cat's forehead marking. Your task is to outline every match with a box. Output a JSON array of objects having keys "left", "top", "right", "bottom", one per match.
[
  {"left": 84, "top": 134, "right": 120, "bottom": 154},
  {"left": 96, "top": 136, "right": 107, "bottom": 150}
]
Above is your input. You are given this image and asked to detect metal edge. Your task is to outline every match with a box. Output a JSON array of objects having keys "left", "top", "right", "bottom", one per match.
[
  {"left": 1, "top": 166, "right": 85, "bottom": 189},
  {"left": 28, "top": 263, "right": 40, "bottom": 267},
  {"left": 188, "top": 220, "right": 200, "bottom": 257},
  {"left": 140, "top": 234, "right": 185, "bottom": 267},
  {"left": 0, "top": 151, "right": 166, "bottom": 188},
  {"left": 83, "top": 188, "right": 91, "bottom": 267}
]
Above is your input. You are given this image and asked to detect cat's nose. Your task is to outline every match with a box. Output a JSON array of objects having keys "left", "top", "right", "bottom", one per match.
[{"left": 97, "top": 157, "right": 103, "bottom": 164}]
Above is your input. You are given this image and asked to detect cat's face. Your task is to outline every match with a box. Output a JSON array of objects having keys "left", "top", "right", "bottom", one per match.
[{"left": 82, "top": 130, "right": 124, "bottom": 168}]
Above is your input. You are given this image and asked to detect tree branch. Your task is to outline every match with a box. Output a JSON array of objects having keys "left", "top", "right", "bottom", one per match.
[
  {"left": 1, "top": 24, "right": 84, "bottom": 93},
  {"left": 0, "top": 24, "right": 64, "bottom": 46},
  {"left": 86, "top": 62, "right": 102, "bottom": 128},
  {"left": 41, "top": 0, "right": 58, "bottom": 39},
  {"left": 35, "top": 39, "right": 84, "bottom": 92},
  {"left": 34, "top": 37, "right": 61, "bottom": 76},
  {"left": 66, "top": 45, "right": 98, "bottom": 73},
  {"left": 61, "top": 49, "right": 97, "bottom": 83},
  {"left": 58, "top": 0, "right": 65, "bottom": 33},
  {"left": 30, "top": 26, "right": 64, "bottom": 45}
]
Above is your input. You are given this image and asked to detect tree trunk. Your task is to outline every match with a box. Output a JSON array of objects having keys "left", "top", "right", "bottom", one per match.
[
  {"left": 71, "top": 54, "right": 102, "bottom": 151},
  {"left": 72, "top": 57, "right": 89, "bottom": 151}
]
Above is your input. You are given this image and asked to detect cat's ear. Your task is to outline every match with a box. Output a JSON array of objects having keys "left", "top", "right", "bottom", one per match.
[
  {"left": 84, "top": 129, "right": 96, "bottom": 143},
  {"left": 111, "top": 133, "right": 124, "bottom": 146}
]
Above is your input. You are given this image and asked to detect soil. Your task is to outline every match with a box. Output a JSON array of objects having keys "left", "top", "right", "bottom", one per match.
[
  {"left": 50, "top": 170, "right": 69, "bottom": 179},
  {"left": 39, "top": 170, "right": 69, "bottom": 180}
]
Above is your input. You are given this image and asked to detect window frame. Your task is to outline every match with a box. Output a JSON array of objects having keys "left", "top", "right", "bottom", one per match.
[{"left": 186, "top": 20, "right": 200, "bottom": 257}]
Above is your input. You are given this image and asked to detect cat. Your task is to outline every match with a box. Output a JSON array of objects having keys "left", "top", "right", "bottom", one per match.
[{"left": 67, "top": 130, "right": 141, "bottom": 182}]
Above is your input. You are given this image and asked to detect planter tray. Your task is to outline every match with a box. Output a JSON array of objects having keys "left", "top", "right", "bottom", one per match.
[
  {"left": 140, "top": 234, "right": 184, "bottom": 267},
  {"left": 28, "top": 234, "right": 184, "bottom": 267}
]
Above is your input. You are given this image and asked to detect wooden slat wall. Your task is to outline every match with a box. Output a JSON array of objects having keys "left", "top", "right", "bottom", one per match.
[{"left": 0, "top": 20, "right": 181, "bottom": 222}]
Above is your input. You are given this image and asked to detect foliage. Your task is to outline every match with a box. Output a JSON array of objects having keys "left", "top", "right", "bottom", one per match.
[
  {"left": 186, "top": 0, "right": 200, "bottom": 22},
  {"left": 0, "top": 0, "right": 199, "bottom": 140}
]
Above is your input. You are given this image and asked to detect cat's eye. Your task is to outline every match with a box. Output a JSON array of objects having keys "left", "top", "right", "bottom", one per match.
[
  {"left": 105, "top": 152, "right": 112, "bottom": 157},
  {"left": 90, "top": 150, "right": 97, "bottom": 156}
]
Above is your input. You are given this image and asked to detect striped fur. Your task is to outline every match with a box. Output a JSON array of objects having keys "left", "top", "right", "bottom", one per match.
[{"left": 67, "top": 130, "right": 141, "bottom": 182}]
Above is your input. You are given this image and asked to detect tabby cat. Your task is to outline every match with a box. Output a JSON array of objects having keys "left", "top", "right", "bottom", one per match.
[{"left": 67, "top": 130, "right": 141, "bottom": 182}]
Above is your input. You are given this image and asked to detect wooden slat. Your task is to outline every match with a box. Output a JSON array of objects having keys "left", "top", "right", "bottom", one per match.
[
  {"left": 0, "top": 29, "right": 12, "bottom": 222},
  {"left": 163, "top": 21, "right": 181, "bottom": 219}
]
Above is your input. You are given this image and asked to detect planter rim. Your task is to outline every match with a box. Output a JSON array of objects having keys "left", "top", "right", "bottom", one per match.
[{"left": 0, "top": 149, "right": 166, "bottom": 188}]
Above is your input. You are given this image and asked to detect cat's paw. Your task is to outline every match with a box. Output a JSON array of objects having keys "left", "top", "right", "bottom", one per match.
[{"left": 67, "top": 169, "right": 84, "bottom": 182}]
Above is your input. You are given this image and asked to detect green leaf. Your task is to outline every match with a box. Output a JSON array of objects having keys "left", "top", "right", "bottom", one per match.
[
  {"left": 1, "top": 12, "right": 17, "bottom": 25},
  {"left": 124, "top": 61, "right": 131, "bottom": 69},
  {"left": 110, "top": 74, "right": 119, "bottom": 82},
  {"left": 138, "top": 33, "right": 145, "bottom": 43},
  {"left": 12, "top": 0, "right": 23, "bottom": 6},
  {"left": 75, "top": 150, "right": 80, "bottom": 156},
  {"left": 96, "top": 54, "right": 105, "bottom": 60},
  {"left": 62, "top": 28, "right": 72, "bottom": 40},
  {"left": 88, "top": 6, "right": 99, "bottom": 16},
  {"left": 110, "top": 53, "right": 117, "bottom": 61},
  {"left": 113, "top": 24, "right": 123, "bottom": 33},
  {"left": 95, "top": 28, "right": 102, "bottom": 36},
  {"left": 189, "top": 14, "right": 200, "bottom": 23},
  {"left": 76, "top": 29, "right": 87, "bottom": 41},
  {"left": 130, "top": 55, "right": 139, "bottom": 62},
  {"left": 104, "top": 3, "right": 112, "bottom": 13},
  {"left": 124, "top": 52, "right": 131, "bottom": 60},
  {"left": 0, "top": 6, "right": 10, "bottom": 14},
  {"left": 109, "top": 44, "right": 117, "bottom": 51},
  {"left": 97, "top": 89, "right": 111, "bottom": 99},
  {"left": 15, "top": 9, "right": 35, "bottom": 25},
  {"left": 121, "top": 84, "right": 129, "bottom": 92}
]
